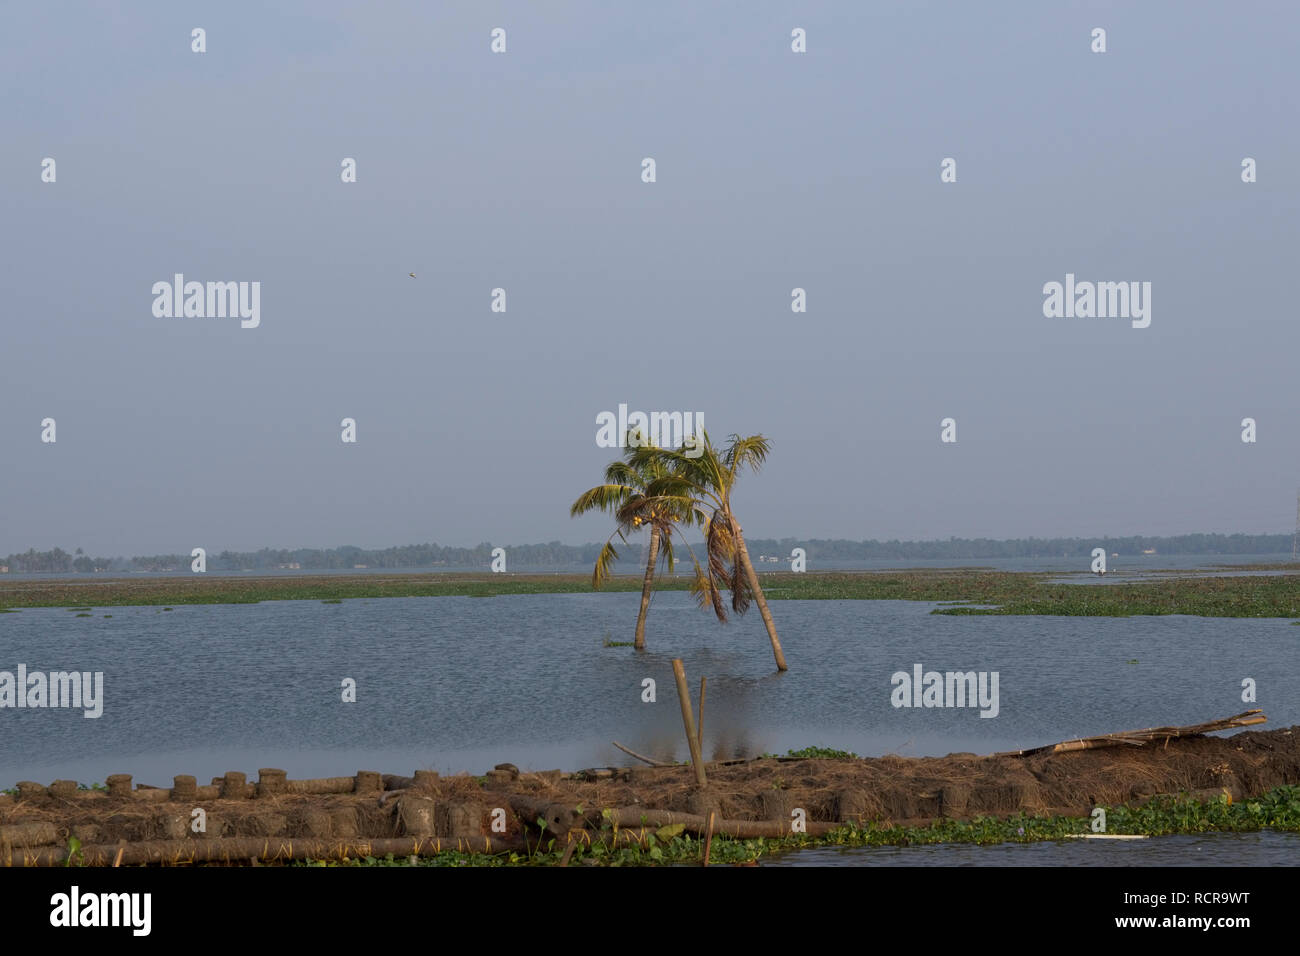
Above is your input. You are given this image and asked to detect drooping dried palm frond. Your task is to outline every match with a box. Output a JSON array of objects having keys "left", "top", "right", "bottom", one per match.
[
  {"left": 690, "top": 559, "right": 724, "bottom": 620},
  {"left": 705, "top": 509, "right": 735, "bottom": 558},
  {"left": 701, "top": 510, "right": 736, "bottom": 622},
  {"left": 591, "top": 538, "right": 623, "bottom": 590}
]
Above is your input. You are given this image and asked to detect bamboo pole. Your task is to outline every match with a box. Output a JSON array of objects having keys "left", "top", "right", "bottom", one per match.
[
  {"left": 671, "top": 659, "right": 707, "bottom": 789},
  {"left": 703, "top": 810, "right": 715, "bottom": 866},
  {"left": 696, "top": 676, "right": 707, "bottom": 756},
  {"left": 612, "top": 741, "right": 671, "bottom": 767}
]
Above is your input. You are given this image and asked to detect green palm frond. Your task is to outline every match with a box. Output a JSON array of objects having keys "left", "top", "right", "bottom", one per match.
[
  {"left": 622, "top": 443, "right": 667, "bottom": 476},
  {"left": 722, "top": 433, "right": 770, "bottom": 488},
  {"left": 658, "top": 533, "right": 674, "bottom": 573},
  {"left": 570, "top": 483, "right": 631, "bottom": 517},
  {"left": 663, "top": 530, "right": 707, "bottom": 578},
  {"left": 641, "top": 474, "right": 696, "bottom": 498},
  {"left": 679, "top": 431, "right": 727, "bottom": 494},
  {"left": 603, "top": 460, "right": 641, "bottom": 487}
]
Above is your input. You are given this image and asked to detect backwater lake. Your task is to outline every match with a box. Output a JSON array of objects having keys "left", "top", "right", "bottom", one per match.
[{"left": 3, "top": 592, "right": 1296, "bottom": 864}]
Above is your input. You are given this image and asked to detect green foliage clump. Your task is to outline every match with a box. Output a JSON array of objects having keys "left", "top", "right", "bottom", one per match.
[{"left": 763, "top": 745, "right": 859, "bottom": 760}]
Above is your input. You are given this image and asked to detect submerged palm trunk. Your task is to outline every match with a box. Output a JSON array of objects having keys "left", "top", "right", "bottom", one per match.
[
  {"left": 731, "top": 520, "right": 788, "bottom": 671},
  {"left": 634, "top": 525, "right": 660, "bottom": 650}
]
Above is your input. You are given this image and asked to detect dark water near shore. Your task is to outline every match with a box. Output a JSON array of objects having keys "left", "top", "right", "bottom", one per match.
[
  {"left": 761, "top": 830, "right": 1300, "bottom": 866},
  {"left": 3, "top": 593, "right": 1296, "bottom": 864}
]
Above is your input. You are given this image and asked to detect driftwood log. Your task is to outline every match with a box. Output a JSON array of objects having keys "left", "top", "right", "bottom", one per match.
[
  {"left": 505, "top": 796, "right": 834, "bottom": 840},
  {"left": 994, "top": 710, "right": 1267, "bottom": 757},
  {"left": 602, "top": 807, "right": 839, "bottom": 838},
  {"left": 4, "top": 835, "right": 525, "bottom": 867}
]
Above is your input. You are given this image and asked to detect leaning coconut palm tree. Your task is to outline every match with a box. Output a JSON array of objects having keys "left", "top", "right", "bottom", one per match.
[
  {"left": 570, "top": 430, "right": 698, "bottom": 651},
  {"left": 622, "top": 431, "right": 788, "bottom": 671}
]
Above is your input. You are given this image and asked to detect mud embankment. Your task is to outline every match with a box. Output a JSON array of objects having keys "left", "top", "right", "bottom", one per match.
[{"left": 2, "top": 727, "right": 1296, "bottom": 865}]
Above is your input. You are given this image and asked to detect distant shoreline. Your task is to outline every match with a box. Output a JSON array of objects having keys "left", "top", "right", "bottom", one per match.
[{"left": 3, "top": 534, "right": 1290, "bottom": 576}]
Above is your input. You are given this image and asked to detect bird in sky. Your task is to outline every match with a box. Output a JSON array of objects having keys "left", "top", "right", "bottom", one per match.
[{"left": 409, "top": 273, "right": 416, "bottom": 278}]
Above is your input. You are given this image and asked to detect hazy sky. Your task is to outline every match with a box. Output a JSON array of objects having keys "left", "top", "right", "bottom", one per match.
[{"left": 3, "top": 1, "right": 1297, "bottom": 556}]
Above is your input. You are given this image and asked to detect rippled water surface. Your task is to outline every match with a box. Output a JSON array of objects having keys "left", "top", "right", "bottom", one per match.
[{"left": 3, "top": 592, "right": 1295, "bottom": 791}]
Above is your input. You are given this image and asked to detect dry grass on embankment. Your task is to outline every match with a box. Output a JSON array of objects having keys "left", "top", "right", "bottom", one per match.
[{"left": 2, "top": 728, "right": 1296, "bottom": 866}]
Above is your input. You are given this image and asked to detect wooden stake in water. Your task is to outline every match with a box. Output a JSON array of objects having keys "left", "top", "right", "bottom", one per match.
[
  {"left": 703, "top": 810, "right": 716, "bottom": 867},
  {"left": 672, "top": 659, "right": 708, "bottom": 789}
]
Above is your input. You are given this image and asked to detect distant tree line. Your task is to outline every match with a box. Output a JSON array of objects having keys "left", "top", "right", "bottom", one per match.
[
  {"left": 739, "top": 533, "right": 1293, "bottom": 561},
  {"left": 2, "top": 547, "right": 109, "bottom": 573},
  {"left": 1, "top": 532, "right": 1291, "bottom": 573},
  {"left": 1, "top": 542, "right": 605, "bottom": 572}
]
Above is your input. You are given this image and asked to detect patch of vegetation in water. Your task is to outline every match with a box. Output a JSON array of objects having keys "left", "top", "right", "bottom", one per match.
[
  {"left": 922, "top": 572, "right": 1300, "bottom": 618},
  {"left": 4, "top": 568, "right": 1299, "bottom": 618}
]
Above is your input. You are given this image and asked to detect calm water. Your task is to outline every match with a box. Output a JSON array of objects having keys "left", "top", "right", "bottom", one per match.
[{"left": 2, "top": 593, "right": 1295, "bottom": 790}]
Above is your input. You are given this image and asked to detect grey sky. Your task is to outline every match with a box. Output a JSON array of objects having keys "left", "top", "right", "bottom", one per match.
[{"left": 2, "top": 1, "right": 1297, "bottom": 556}]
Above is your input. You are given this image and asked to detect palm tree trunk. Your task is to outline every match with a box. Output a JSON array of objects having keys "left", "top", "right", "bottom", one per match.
[
  {"left": 634, "top": 526, "right": 660, "bottom": 650},
  {"left": 731, "top": 519, "right": 788, "bottom": 671}
]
